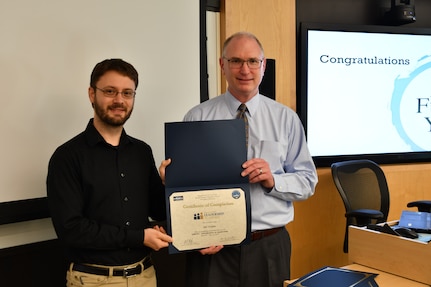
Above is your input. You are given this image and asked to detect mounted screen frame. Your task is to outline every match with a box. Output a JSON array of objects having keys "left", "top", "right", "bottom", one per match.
[{"left": 298, "top": 22, "right": 431, "bottom": 167}]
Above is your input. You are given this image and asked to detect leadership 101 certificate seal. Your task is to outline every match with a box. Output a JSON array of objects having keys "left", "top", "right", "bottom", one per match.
[{"left": 169, "top": 188, "right": 247, "bottom": 251}]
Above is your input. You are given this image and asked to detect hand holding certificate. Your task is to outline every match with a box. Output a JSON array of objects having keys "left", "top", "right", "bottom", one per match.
[{"left": 164, "top": 120, "right": 251, "bottom": 253}]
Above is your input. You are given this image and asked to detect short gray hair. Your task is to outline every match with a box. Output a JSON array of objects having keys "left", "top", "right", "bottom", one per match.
[{"left": 222, "top": 32, "right": 264, "bottom": 57}]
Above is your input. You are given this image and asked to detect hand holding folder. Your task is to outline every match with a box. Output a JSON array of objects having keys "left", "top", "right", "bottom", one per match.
[{"left": 164, "top": 119, "right": 251, "bottom": 254}]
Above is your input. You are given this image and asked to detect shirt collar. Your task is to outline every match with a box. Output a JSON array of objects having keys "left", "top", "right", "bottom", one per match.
[
  {"left": 85, "top": 118, "right": 131, "bottom": 147},
  {"left": 225, "top": 90, "right": 261, "bottom": 118}
]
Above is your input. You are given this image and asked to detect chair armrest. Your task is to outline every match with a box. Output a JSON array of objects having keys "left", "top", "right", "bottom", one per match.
[{"left": 407, "top": 200, "right": 431, "bottom": 212}]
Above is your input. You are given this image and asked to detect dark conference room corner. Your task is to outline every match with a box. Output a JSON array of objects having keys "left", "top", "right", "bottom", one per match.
[{"left": 2, "top": 1, "right": 431, "bottom": 287}]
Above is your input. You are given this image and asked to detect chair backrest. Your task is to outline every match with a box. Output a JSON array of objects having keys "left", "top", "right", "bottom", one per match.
[{"left": 331, "top": 159, "right": 390, "bottom": 225}]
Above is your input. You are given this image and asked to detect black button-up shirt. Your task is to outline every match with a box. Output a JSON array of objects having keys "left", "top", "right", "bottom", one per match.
[{"left": 47, "top": 119, "right": 166, "bottom": 265}]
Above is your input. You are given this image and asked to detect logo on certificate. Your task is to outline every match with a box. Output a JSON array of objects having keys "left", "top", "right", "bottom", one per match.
[
  {"left": 232, "top": 190, "right": 241, "bottom": 199},
  {"left": 173, "top": 195, "right": 184, "bottom": 201}
]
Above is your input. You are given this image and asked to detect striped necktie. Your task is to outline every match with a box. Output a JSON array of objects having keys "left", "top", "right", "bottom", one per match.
[{"left": 236, "top": 103, "right": 249, "bottom": 148}]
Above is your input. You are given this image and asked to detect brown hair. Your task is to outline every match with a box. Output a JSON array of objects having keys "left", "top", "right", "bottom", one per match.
[{"left": 90, "top": 59, "right": 139, "bottom": 89}]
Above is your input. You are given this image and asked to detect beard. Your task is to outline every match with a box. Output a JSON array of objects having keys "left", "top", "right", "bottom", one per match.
[{"left": 93, "top": 101, "right": 133, "bottom": 127}]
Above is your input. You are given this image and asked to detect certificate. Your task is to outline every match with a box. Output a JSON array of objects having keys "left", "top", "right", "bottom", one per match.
[
  {"left": 164, "top": 120, "right": 251, "bottom": 253},
  {"left": 169, "top": 188, "right": 247, "bottom": 251}
]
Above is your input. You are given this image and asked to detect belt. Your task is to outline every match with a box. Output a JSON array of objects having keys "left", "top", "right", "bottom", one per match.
[
  {"left": 72, "top": 257, "right": 153, "bottom": 278},
  {"left": 251, "top": 227, "right": 283, "bottom": 241}
]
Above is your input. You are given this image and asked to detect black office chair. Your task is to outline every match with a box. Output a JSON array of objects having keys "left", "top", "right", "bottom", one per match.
[
  {"left": 407, "top": 200, "right": 431, "bottom": 212},
  {"left": 331, "top": 159, "right": 390, "bottom": 253}
]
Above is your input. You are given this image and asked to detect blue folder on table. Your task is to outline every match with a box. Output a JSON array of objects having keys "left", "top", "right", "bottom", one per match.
[
  {"left": 288, "top": 266, "right": 379, "bottom": 287},
  {"left": 398, "top": 210, "right": 431, "bottom": 233},
  {"left": 164, "top": 119, "right": 251, "bottom": 254}
]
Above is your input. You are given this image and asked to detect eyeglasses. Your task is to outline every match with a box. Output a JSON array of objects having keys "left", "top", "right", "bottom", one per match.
[
  {"left": 224, "top": 57, "right": 263, "bottom": 69},
  {"left": 95, "top": 87, "right": 136, "bottom": 99}
]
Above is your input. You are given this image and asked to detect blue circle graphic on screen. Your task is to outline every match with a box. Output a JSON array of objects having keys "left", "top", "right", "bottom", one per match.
[{"left": 391, "top": 55, "right": 431, "bottom": 151}]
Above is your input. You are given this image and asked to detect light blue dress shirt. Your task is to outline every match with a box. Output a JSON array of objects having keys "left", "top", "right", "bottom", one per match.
[{"left": 184, "top": 91, "right": 318, "bottom": 231}]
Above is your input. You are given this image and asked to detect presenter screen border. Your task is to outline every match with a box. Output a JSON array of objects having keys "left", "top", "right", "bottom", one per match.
[{"left": 298, "top": 22, "right": 431, "bottom": 167}]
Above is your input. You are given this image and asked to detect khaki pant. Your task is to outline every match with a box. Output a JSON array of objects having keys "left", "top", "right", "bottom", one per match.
[{"left": 66, "top": 261, "right": 156, "bottom": 287}]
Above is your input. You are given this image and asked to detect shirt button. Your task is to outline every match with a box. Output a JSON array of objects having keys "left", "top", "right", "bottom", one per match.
[
  {"left": 120, "top": 173, "right": 125, "bottom": 178},
  {"left": 125, "top": 221, "right": 130, "bottom": 226},
  {"left": 124, "top": 196, "right": 129, "bottom": 202}
]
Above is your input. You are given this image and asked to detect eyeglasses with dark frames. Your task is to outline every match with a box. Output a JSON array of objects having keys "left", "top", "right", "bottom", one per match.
[{"left": 95, "top": 87, "right": 136, "bottom": 99}]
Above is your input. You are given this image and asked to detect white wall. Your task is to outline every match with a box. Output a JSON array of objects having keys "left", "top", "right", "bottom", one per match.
[
  {"left": 0, "top": 0, "right": 200, "bottom": 203},
  {"left": 206, "top": 11, "right": 221, "bottom": 98}
]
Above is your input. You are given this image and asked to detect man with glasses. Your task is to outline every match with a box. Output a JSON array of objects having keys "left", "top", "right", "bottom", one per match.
[
  {"left": 160, "top": 32, "right": 318, "bottom": 287},
  {"left": 47, "top": 58, "right": 172, "bottom": 287}
]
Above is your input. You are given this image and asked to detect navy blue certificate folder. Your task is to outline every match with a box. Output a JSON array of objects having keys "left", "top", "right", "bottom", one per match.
[
  {"left": 288, "top": 266, "right": 379, "bottom": 287},
  {"left": 164, "top": 120, "right": 251, "bottom": 254}
]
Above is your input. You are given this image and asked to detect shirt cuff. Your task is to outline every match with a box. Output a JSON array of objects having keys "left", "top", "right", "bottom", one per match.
[{"left": 272, "top": 174, "right": 286, "bottom": 193}]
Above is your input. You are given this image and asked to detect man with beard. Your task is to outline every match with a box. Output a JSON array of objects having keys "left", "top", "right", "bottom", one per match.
[{"left": 47, "top": 58, "right": 172, "bottom": 287}]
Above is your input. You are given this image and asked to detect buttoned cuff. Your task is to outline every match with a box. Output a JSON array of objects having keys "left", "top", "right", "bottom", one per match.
[{"left": 272, "top": 174, "right": 285, "bottom": 193}]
